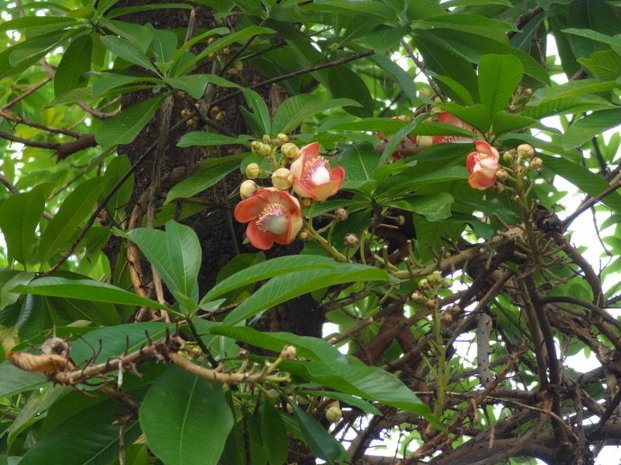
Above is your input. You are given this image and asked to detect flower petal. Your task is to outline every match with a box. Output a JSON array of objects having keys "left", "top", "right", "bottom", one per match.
[
  {"left": 468, "top": 171, "right": 496, "bottom": 190},
  {"left": 245, "top": 221, "right": 275, "bottom": 250},
  {"left": 234, "top": 195, "right": 266, "bottom": 223}
]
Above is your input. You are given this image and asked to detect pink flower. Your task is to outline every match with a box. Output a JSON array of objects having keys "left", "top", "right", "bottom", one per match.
[
  {"left": 466, "top": 140, "right": 500, "bottom": 190},
  {"left": 432, "top": 112, "right": 480, "bottom": 144},
  {"left": 290, "top": 142, "right": 345, "bottom": 202},
  {"left": 234, "top": 188, "right": 303, "bottom": 250}
]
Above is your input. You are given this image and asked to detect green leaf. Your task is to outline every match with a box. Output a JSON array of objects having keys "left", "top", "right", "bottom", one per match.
[
  {"left": 0, "top": 362, "right": 45, "bottom": 397},
  {"left": 376, "top": 165, "right": 469, "bottom": 201},
  {"left": 369, "top": 54, "right": 418, "bottom": 100},
  {"left": 543, "top": 156, "right": 621, "bottom": 214},
  {"left": 38, "top": 177, "right": 106, "bottom": 264},
  {"left": 563, "top": 108, "right": 621, "bottom": 149},
  {"left": 260, "top": 397, "right": 289, "bottom": 465},
  {"left": 19, "top": 399, "right": 141, "bottom": 465},
  {"left": 54, "top": 34, "right": 92, "bottom": 98},
  {"left": 92, "top": 72, "right": 154, "bottom": 97},
  {"left": 121, "top": 220, "right": 202, "bottom": 305},
  {"left": 13, "top": 277, "right": 169, "bottom": 311},
  {"left": 335, "top": 142, "right": 378, "bottom": 182},
  {"left": 529, "top": 79, "right": 620, "bottom": 105},
  {"left": 292, "top": 404, "right": 347, "bottom": 464},
  {"left": 332, "top": 118, "right": 409, "bottom": 134},
  {"left": 478, "top": 54, "right": 524, "bottom": 121},
  {"left": 177, "top": 132, "right": 250, "bottom": 148},
  {"left": 177, "top": 26, "right": 275, "bottom": 76},
  {"left": 100, "top": 34, "right": 158, "bottom": 73},
  {"left": 0, "top": 185, "right": 46, "bottom": 266},
  {"left": 202, "top": 255, "right": 348, "bottom": 302},
  {"left": 210, "top": 326, "right": 431, "bottom": 416},
  {"left": 148, "top": 25, "right": 177, "bottom": 65},
  {"left": 163, "top": 75, "right": 217, "bottom": 99},
  {"left": 95, "top": 94, "right": 166, "bottom": 149},
  {"left": 563, "top": 28, "right": 621, "bottom": 53},
  {"left": 414, "top": 14, "right": 515, "bottom": 43},
  {"left": 272, "top": 95, "right": 361, "bottom": 134},
  {"left": 241, "top": 88, "right": 272, "bottom": 136},
  {"left": 491, "top": 111, "right": 538, "bottom": 136},
  {"left": 166, "top": 155, "right": 243, "bottom": 204},
  {"left": 104, "top": 155, "right": 134, "bottom": 222},
  {"left": 390, "top": 193, "right": 455, "bottom": 221},
  {"left": 140, "top": 366, "right": 234, "bottom": 465},
  {"left": 222, "top": 263, "right": 390, "bottom": 325}
]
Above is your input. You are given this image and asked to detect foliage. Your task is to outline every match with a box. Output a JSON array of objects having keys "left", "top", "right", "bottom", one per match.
[{"left": 0, "top": 1, "right": 621, "bottom": 464}]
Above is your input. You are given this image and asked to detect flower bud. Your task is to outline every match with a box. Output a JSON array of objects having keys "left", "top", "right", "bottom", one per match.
[
  {"left": 418, "top": 278, "right": 429, "bottom": 290},
  {"left": 262, "top": 134, "right": 271, "bottom": 144},
  {"left": 426, "top": 298, "right": 437, "bottom": 310},
  {"left": 245, "top": 163, "right": 261, "bottom": 179},
  {"left": 298, "top": 229, "right": 310, "bottom": 241},
  {"left": 275, "top": 133, "right": 289, "bottom": 146},
  {"left": 502, "top": 151, "right": 514, "bottom": 163},
  {"left": 250, "top": 140, "right": 262, "bottom": 154},
  {"left": 239, "top": 180, "right": 257, "bottom": 199},
  {"left": 416, "top": 135, "right": 434, "bottom": 147},
  {"left": 507, "top": 104, "right": 516, "bottom": 113},
  {"left": 272, "top": 167, "right": 293, "bottom": 190},
  {"left": 530, "top": 157, "right": 543, "bottom": 169},
  {"left": 411, "top": 291, "right": 425, "bottom": 303},
  {"left": 281, "top": 345, "right": 297, "bottom": 360},
  {"left": 517, "top": 144, "right": 535, "bottom": 158},
  {"left": 495, "top": 169, "right": 508, "bottom": 182},
  {"left": 524, "top": 88, "right": 533, "bottom": 97},
  {"left": 257, "top": 143, "right": 272, "bottom": 157},
  {"left": 419, "top": 87, "right": 433, "bottom": 97},
  {"left": 281, "top": 142, "right": 299, "bottom": 159},
  {"left": 334, "top": 208, "right": 348, "bottom": 221},
  {"left": 301, "top": 198, "right": 313, "bottom": 208},
  {"left": 344, "top": 233, "right": 359, "bottom": 248},
  {"left": 325, "top": 402, "right": 342, "bottom": 423}
]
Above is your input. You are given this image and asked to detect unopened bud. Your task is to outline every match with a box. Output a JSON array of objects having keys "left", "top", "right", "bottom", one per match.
[
  {"left": 301, "top": 198, "right": 313, "bottom": 208},
  {"left": 275, "top": 133, "right": 289, "bottom": 147},
  {"left": 344, "top": 233, "right": 359, "bottom": 248},
  {"left": 426, "top": 298, "right": 437, "bottom": 310},
  {"left": 281, "top": 345, "right": 297, "bottom": 360},
  {"left": 419, "top": 87, "right": 433, "bottom": 97},
  {"left": 239, "top": 180, "right": 257, "bottom": 199},
  {"left": 495, "top": 169, "right": 508, "bottom": 181},
  {"left": 416, "top": 135, "right": 434, "bottom": 147},
  {"left": 418, "top": 278, "right": 429, "bottom": 290},
  {"left": 524, "top": 88, "right": 533, "bottom": 97},
  {"left": 262, "top": 134, "right": 271, "bottom": 144},
  {"left": 507, "top": 104, "right": 516, "bottom": 113},
  {"left": 298, "top": 230, "right": 310, "bottom": 241},
  {"left": 530, "top": 157, "right": 543, "bottom": 169},
  {"left": 440, "top": 312, "right": 454, "bottom": 325},
  {"left": 517, "top": 144, "right": 535, "bottom": 158},
  {"left": 232, "top": 59, "right": 243, "bottom": 72},
  {"left": 258, "top": 143, "right": 272, "bottom": 157},
  {"left": 250, "top": 140, "right": 262, "bottom": 154},
  {"left": 281, "top": 142, "right": 299, "bottom": 159},
  {"left": 245, "top": 163, "right": 261, "bottom": 179},
  {"left": 491, "top": 183, "right": 505, "bottom": 193},
  {"left": 272, "top": 167, "right": 293, "bottom": 190},
  {"left": 325, "top": 402, "right": 342, "bottom": 423},
  {"left": 334, "top": 208, "right": 348, "bottom": 221},
  {"left": 503, "top": 151, "right": 514, "bottom": 163},
  {"left": 411, "top": 291, "right": 425, "bottom": 303}
]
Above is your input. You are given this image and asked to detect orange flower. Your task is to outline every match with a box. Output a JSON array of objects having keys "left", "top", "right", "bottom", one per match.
[
  {"left": 290, "top": 142, "right": 345, "bottom": 202},
  {"left": 432, "top": 112, "right": 479, "bottom": 144},
  {"left": 234, "top": 188, "right": 303, "bottom": 250},
  {"left": 466, "top": 140, "right": 500, "bottom": 190}
]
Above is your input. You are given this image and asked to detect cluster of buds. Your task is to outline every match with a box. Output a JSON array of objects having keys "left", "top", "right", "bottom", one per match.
[
  {"left": 235, "top": 138, "right": 346, "bottom": 250},
  {"left": 411, "top": 271, "right": 452, "bottom": 310},
  {"left": 207, "top": 40, "right": 244, "bottom": 76}
]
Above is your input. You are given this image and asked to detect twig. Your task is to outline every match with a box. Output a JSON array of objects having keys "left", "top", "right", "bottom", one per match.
[
  {"left": 562, "top": 178, "right": 621, "bottom": 229},
  {"left": 209, "top": 49, "right": 375, "bottom": 107},
  {"left": 400, "top": 39, "right": 443, "bottom": 100},
  {"left": 0, "top": 109, "right": 82, "bottom": 138},
  {"left": 44, "top": 113, "right": 193, "bottom": 275},
  {"left": 1, "top": 77, "right": 52, "bottom": 110}
]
